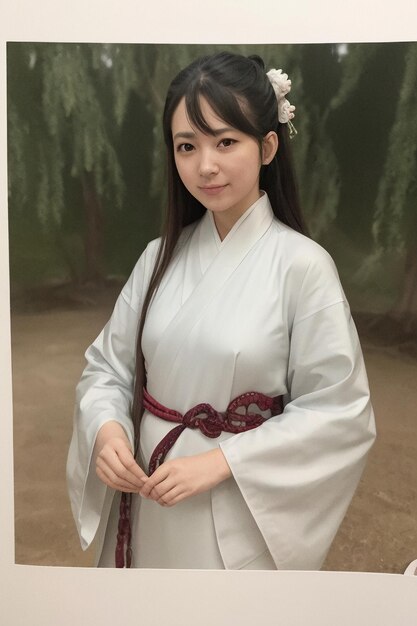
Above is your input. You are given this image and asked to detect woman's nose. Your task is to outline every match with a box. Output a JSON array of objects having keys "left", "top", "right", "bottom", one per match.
[{"left": 198, "top": 149, "right": 219, "bottom": 177}]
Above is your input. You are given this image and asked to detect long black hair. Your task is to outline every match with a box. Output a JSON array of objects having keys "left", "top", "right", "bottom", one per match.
[{"left": 131, "top": 50, "right": 307, "bottom": 453}]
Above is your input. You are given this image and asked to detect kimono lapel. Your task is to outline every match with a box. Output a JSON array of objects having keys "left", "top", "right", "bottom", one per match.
[
  {"left": 179, "top": 202, "right": 221, "bottom": 304},
  {"left": 146, "top": 194, "right": 274, "bottom": 393},
  {"left": 198, "top": 208, "right": 221, "bottom": 275}
]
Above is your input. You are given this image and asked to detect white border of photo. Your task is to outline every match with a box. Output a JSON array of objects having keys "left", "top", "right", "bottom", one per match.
[{"left": 1, "top": 1, "right": 417, "bottom": 624}]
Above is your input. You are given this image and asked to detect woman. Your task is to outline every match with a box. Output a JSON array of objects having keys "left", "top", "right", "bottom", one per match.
[{"left": 67, "top": 51, "right": 376, "bottom": 570}]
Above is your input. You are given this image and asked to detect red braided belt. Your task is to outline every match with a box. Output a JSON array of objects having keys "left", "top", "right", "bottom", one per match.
[
  {"left": 116, "top": 388, "right": 284, "bottom": 568},
  {"left": 144, "top": 388, "right": 284, "bottom": 474}
]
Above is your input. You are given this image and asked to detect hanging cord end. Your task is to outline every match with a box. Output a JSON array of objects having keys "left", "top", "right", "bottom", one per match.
[
  {"left": 288, "top": 120, "right": 298, "bottom": 139},
  {"left": 115, "top": 492, "right": 133, "bottom": 568}
]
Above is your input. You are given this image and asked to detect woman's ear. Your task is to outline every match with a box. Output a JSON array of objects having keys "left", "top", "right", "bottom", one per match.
[{"left": 261, "top": 131, "right": 279, "bottom": 165}]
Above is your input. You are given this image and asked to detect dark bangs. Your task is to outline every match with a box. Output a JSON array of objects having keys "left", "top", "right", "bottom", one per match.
[{"left": 183, "top": 74, "right": 263, "bottom": 140}]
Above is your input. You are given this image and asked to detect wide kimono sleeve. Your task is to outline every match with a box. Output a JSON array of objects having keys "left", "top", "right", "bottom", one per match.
[
  {"left": 66, "top": 240, "right": 158, "bottom": 550},
  {"left": 219, "top": 245, "right": 376, "bottom": 570}
]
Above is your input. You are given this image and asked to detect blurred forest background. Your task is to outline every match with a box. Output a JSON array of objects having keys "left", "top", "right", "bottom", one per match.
[
  {"left": 7, "top": 42, "right": 417, "bottom": 571},
  {"left": 7, "top": 42, "right": 417, "bottom": 337}
]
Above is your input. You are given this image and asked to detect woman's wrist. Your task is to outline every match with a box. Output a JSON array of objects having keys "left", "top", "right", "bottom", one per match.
[
  {"left": 94, "top": 420, "right": 131, "bottom": 454},
  {"left": 210, "top": 447, "right": 232, "bottom": 482}
]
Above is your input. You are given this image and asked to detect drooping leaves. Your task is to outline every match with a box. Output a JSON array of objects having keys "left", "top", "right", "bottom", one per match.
[{"left": 372, "top": 43, "right": 417, "bottom": 253}]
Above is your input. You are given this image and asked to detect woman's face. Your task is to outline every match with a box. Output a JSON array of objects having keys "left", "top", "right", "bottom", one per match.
[{"left": 171, "top": 96, "right": 266, "bottom": 225}]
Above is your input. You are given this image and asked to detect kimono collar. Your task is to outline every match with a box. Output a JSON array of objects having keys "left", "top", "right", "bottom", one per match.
[
  {"left": 147, "top": 191, "right": 274, "bottom": 394},
  {"left": 199, "top": 192, "right": 274, "bottom": 273}
]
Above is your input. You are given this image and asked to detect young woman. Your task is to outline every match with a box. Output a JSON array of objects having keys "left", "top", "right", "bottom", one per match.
[{"left": 67, "top": 51, "right": 376, "bottom": 570}]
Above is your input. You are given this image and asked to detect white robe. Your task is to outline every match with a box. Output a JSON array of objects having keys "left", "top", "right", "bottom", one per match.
[{"left": 66, "top": 193, "right": 376, "bottom": 570}]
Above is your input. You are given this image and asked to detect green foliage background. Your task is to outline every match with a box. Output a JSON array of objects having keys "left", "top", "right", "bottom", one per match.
[{"left": 7, "top": 42, "right": 417, "bottom": 318}]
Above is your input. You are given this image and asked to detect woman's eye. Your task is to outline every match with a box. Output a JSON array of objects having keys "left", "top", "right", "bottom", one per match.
[
  {"left": 219, "top": 138, "right": 236, "bottom": 148},
  {"left": 177, "top": 143, "right": 194, "bottom": 152}
]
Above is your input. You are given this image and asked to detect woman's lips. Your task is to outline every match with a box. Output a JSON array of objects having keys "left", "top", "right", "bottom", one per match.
[{"left": 199, "top": 185, "right": 227, "bottom": 196}]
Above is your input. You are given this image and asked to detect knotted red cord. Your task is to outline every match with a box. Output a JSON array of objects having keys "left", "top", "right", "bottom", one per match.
[
  {"left": 115, "top": 388, "right": 284, "bottom": 567},
  {"left": 144, "top": 388, "right": 284, "bottom": 474}
]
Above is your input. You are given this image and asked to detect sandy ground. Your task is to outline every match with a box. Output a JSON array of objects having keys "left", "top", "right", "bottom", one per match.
[{"left": 11, "top": 292, "right": 417, "bottom": 572}]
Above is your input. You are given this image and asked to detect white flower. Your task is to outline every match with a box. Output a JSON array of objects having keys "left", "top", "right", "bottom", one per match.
[
  {"left": 266, "top": 68, "right": 291, "bottom": 96},
  {"left": 279, "top": 100, "right": 296, "bottom": 124},
  {"left": 266, "top": 68, "right": 296, "bottom": 124}
]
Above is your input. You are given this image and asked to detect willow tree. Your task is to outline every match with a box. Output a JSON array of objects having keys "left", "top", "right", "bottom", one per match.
[
  {"left": 7, "top": 43, "right": 253, "bottom": 286},
  {"left": 291, "top": 42, "right": 417, "bottom": 333},
  {"left": 8, "top": 42, "right": 138, "bottom": 285},
  {"left": 371, "top": 44, "right": 417, "bottom": 329},
  {"left": 326, "top": 42, "right": 417, "bottom": 330}
]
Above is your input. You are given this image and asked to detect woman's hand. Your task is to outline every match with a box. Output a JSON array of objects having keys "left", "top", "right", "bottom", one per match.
[
  {"left": 94, "top": 421, "right": 148, "bottom": 492},
  {"left": 139, "top": 448, "right": 232, "bottom": 506}
]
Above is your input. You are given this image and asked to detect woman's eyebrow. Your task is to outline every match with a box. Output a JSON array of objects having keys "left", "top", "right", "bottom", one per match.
[
  {"left": 173, "top": 131, "right": 196, "bottom": 140},
  {"left": 173, "top": 127, "right": 235, "bottom": 140}
]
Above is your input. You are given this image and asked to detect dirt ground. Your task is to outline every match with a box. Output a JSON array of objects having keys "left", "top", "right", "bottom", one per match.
[{"left": 11, "top": 289, "right": 417, "bottom": 572}]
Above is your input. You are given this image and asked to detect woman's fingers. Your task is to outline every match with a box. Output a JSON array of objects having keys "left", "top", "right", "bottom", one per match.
[
  {"left": 140, "top": 450, "right": 231, "bottom": 505},
  {"left": 95, "top": 437, "right": 148, "bottom": 490},
  {"left": 115, "top": 442, "right": 148, "bottom": 484},
  {"left": 148, "top": 477, "right": 177, "bottom": 501},
  {"left": 140, "top": 465, "right": 169, "bottom": 498},
  {"left": 140, "top": 464, "right": 188, "bottom": 504},
  {"left": 96, "top": 455, "right": 140, "bottom": 491},
  {"left": 157, "top": 486, "right": 187, "bottom": 507},
  {"left": 95, "top": 465, "right": 138, "bottom": 492}
]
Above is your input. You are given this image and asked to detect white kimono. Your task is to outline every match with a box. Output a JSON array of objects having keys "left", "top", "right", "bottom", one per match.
[{"left": 67, "top": 193, "right": 376, "bottom": 570}]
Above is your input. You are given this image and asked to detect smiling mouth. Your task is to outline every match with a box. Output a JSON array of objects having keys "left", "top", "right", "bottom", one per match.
[{"left": 199, "top": 185, "right": 228, "bottom": 195}]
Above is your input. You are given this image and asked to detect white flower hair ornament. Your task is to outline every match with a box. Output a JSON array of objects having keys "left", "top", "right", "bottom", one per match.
[{"left": 266, "top": 68, "right": 298, "bottom": 138}]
